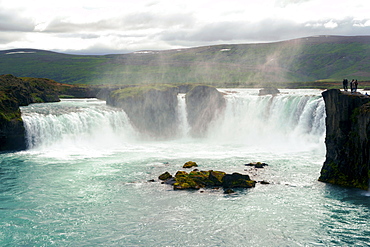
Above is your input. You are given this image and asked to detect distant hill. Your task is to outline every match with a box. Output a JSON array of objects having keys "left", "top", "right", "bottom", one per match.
[{"left": 1, "top": 35, "right": 370, "bottom": 86}]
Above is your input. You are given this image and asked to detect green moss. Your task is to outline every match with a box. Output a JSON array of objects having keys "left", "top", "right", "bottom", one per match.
[
  {"left": 319, "top": 162, "right": 368, "bottom": 190},
  {"left": 183, "top": 161, "right": 198, "bottom": 168},
  {"left": 158, "top": 171, "right": 172, "bottom": 181},
  {"left": 110, "top": 84, "right": 177, "bottom": 101},
  {"left": 0, "top": 111, "right": 21, "bottom": 122}
]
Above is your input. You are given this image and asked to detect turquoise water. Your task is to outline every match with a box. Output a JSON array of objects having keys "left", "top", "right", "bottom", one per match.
[{"left": 1, "top": 89, "right": 369, "bottom": 246}]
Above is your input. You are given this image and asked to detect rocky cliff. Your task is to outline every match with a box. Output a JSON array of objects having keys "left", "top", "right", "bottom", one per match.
[
  {"left": 319, "top": 89, "right": 370, "bottom": 190},
  {"left": 106, "top": 84, "right": 225, "bottom": 139},
  {"left": 186, "top": 85, "right": 226, "bottom": 137},
  {"left": 106, "top": 84, "right": 180, "bottom": 139},
  {"left": 0, "top": 74, "right": 60, "bottom": 151}
]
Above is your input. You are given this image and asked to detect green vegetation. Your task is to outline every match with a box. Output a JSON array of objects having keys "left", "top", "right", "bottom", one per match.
[
  {"left": 1, "top": 36, "right": 370, "bottom": 87},
  {"left": 319, "top": 162, "right": 368, "bottom": 190},
  {"left": 110, "top": 84, "right": 178, "bottom": 100}
]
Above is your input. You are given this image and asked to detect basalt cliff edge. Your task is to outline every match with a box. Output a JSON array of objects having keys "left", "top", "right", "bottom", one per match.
[{"left": 319, "top": 89, "right": 370, "bottom": 190}]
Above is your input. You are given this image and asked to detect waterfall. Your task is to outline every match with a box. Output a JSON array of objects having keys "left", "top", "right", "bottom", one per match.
[
  {"left": 21, "top": 99, "right": 137, "bottom": 154},
  {"left": 20, "top": 90, "right": 326, "bottom": 154},
  {"left": 206, "top": 89, "right": 326, "bottom": 150},
  {"left": 177, "top": 93, "right": 190, "bottom": 137}
]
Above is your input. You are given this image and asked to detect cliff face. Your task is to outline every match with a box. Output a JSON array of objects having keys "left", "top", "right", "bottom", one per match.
[
  {"left": 319, "top": 89, "right": 370, "bottom": 190},
  {"left": 0, "top": 74, "right": 60, "bottom": 151},
  {"left": 106, "top": 84, "right": 225, "bottom": 139},
  {"left": 106, "top": 84, "right": 180, "bottom": 139},
  {"left": 186, "top": 85, "right": 226, "bottom": 137}
]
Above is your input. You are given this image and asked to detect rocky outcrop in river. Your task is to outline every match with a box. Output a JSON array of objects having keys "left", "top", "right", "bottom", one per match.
[
  {"left": 106, "top": 84, "right": 225, "bottom": 139},
  {"left": 159, "top": 170, "right": 256, "bottom": 191},
  {"left": 106, "top": 84, "right": 180, "bottom": 139},
  {"left": 186, "top": 85, "right": 226, "bottom": 137},
  {"left": 319, "top": 89, "right": 370, "bottom": 190}
]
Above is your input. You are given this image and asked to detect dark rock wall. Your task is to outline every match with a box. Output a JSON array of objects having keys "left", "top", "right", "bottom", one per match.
[
  {"left": 106, "top": 85, "right": 180, "bottom": 139},
  {"left": 319, "top": 89, "right": 370, "bottom": 190},
  {"left": 0, "top": 75, "right": 60, "bottom": 151},
  {"left": 186, "top": 85, "right": 226, "bottom": 137},
  {"left": 106, "top": 84, "right": 225, "bottom": 139}
]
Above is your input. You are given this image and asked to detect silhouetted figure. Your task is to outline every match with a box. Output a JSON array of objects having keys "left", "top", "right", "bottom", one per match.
[
  {"left": 354, "top": 79, "right": 358, "bottom": 92},
  {"left": 350, "top": 79, "right": 354, "bottom": 93},
  {"left": 343, "top": 78, "right": 348, "bottom": 91}
]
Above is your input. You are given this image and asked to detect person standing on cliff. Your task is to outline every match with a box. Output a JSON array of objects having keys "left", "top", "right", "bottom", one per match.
[
  {"left": 354, "top": 79, "right": 358, "bottom": 92},
  {"left": 350, "top": 79, "right": 354, "bottom": 92},
  {"left": 343, "top": 78, "right": 348, "bottom": 91}
]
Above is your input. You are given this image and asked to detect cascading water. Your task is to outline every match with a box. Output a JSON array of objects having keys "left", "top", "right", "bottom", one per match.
[
  {"left": 177, "top": 93, "right": 190, "bottom": 137},
  {"left": 21, "top": 90, "right": 326, "bottom": 152},
  {"left": 206, "top": 89, "right": 326, "bottom": 151},
  {"left": 21, "top": 99, "right": 137, "bottom": 156}
]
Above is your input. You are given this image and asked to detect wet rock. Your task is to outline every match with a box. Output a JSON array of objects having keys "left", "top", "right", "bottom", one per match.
[
  {"left": 258, "top": 87, "right": 280, "bottom": 96},
  {"left": 260, "top": 180, "right": 270, "bottom": 184},
  {"left": 173, "top": 171, "right": 200, "bottom": 190},
  {"left": 183, "top": 161, "right": 198, "bottom": 168},
  {"left": 160, "top": 169, "right": 256, "bottom": 191},
  {"left": 245, "top": 162, "right": 268, "bottom": 168},
  {"left": 209, "top": 170, "right": 226, "bottom": 186},
  {"left": 223, "top": 189, "right": 235, "bottom": 194},
  {"left": 158, "top": 171, "right": 173, "bottom": 181},
  {"left": 222, "top": 173, "right": 256, "bottom": 188}
]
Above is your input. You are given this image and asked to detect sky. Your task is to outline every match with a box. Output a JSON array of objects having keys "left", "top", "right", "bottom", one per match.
[{"left": 0, "top": 0, "right": 370, "bottom": 55}]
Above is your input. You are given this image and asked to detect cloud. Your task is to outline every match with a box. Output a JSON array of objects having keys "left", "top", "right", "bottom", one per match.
[
  {"left": 0, "top": 0, "right": 370, "bottom": 54},
  {"left": 158, "top": 17, "right": 370, "bottom": 45},
  {"left": 41, "top": 11, "right": 195, "bottom": 33},
  {"left": 0, "top": 32, "right": 25, "bottom": 44},
  {"left": 0, "top": 10, "right": 35, "bottom": 32},
  {"left": 275, "top": 0, "right": 311, "bottom": 7}
]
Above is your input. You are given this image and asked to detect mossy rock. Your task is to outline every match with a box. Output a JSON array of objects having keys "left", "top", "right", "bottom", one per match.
[
  {"left": 174, "top": 171, "right": 200, "bottom": 190},
  {"left": 158, "top": 171, "right": 172, "bottom": 181},
  {"left": 183, "top": 161, "right": 198, "bottom": 168},
  {"left": 209, "top": 170, "right": 226, "bottom": 186},
  {"left": 188, "top": 170, "right": 214, "bottom": 187},
  {"left": 161, "top": 169, "right": 256, "bottom": 191},
  {"left": 222, "top": 173, "right": 256, "bottom": 188},
  {"left": 245, "top": 162, "right": 268, "bottom": 168}
]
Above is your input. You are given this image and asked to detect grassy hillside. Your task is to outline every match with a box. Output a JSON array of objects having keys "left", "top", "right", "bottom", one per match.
[{"left": 1, "top": 35, "right": 370, "bottom": 86}]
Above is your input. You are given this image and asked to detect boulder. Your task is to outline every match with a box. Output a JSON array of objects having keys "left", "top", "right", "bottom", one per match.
[
  {"left": 222, "top": 173, "right": 256, "bottom": 188},
  {"left": 223, "top": 189, "right": 235, "bottom": 194},
  {"left": 245, "top": 162, "right": 268, "bottom": 168},
  {"left": 183, "top": 161, "right": 198, "bottom": 168},
  {"left": 158, "top": 171, "right": 172, "bottom": 181},
  {"left": 258, "top": 87, "right": 280, "bottom": 96},
  {"left": 209, "top": 170, "right": 226, "bottom": 186},
  {"left": 173, "top": 171, "right": 200, "bottom": 190},
  {"left": 160, "top": 169, "right": 256, "bottom": 191}
]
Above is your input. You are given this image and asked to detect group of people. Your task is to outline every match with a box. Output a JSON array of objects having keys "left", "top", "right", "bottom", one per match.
[{"left": 342, "top": 78, "right": 358, "bottom": 92}]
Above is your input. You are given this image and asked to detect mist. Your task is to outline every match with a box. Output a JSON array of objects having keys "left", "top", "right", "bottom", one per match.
[{"left": 92, "top": 38, "right": 310, "bottom": 87}]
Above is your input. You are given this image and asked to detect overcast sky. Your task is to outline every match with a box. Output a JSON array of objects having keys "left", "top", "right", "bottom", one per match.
[{"left": 0, "top": 0, "right": 369, "bottom": 54}]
